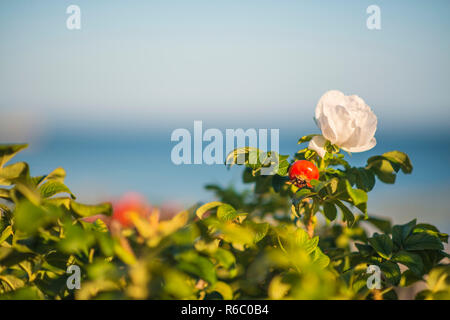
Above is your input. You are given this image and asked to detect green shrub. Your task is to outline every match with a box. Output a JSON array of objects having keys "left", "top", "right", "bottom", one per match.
[{"left": 0, "top": 141, "right": 448, "bottom": 300}]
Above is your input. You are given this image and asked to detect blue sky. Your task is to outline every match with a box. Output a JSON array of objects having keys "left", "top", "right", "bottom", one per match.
[{"left": 1, "top": 0, "right": 449, "bottom": 136}]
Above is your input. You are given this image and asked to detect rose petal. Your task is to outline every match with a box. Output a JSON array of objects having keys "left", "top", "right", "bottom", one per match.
[
  {"left": 330, "top": 105, "right": 355, "bottom": 145},
  {"left": 342, "top": 137, "right": 377, "bottom": 153},
  {"left": 318, "top": 113, "right": 337, "bottom": 143},
  {"left": 316, "top": 90, "right": 354, "bottom": 145},
  {"left": 359, "top": 109, "right": 377, "bottom": 147},
  {"left": 308, "top": 135, "right": 327, "bottom": 158}
]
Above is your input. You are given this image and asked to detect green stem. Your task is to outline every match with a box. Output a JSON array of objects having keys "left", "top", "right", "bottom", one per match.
[
  {"left": 319, "top": 157, "right": 326, "bottom": 170},
  {"left": 303, "top": 205, "right": 315, "bottom": 239}
]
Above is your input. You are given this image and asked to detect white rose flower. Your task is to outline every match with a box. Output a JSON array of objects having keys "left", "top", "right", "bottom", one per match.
[
  {"left": 308, "top": 90, "right": 377, "bottom": 157},
  {"left": 308, "top": 135, "right": 327, "bottom": 158}
]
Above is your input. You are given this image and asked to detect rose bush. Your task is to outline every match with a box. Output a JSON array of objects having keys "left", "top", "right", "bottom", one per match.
[{"left": 0, "top": 91, "right": 448, "bottom": 300}]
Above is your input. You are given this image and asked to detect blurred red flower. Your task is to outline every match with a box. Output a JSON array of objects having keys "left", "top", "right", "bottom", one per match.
[{"left": 111, "top": 192, "right": 152, "bottom": 228}]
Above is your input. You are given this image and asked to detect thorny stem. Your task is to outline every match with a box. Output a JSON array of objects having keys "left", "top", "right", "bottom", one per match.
[
  {"left": 302, "top": 200, "right": 315, "bottom": 239},
  {"left": 304, "top": 212, "right": 315, "bottom": 239},
  {"left": 302, "top": 155, "right": 326, "bottom": 239}
]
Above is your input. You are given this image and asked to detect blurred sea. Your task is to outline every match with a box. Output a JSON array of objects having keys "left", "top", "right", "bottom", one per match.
[{"left": 12, "top": 127, "right": 450, "bottom": 234}]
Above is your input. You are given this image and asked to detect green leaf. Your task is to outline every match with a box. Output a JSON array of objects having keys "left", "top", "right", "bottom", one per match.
[
  {"left": 292, "top": 189, "right": 315, "bottom": 217},
  {"left": 70, "top": 201, "right": 112, "bottom": 217},
  {"left": 14, "top": 200, "right": 62, "bottom": 235},
  {"left": 0, "top": 226, "right": 12, "bottom": 244},
  {"left": 323, "top": 201, "right": 337, "bottom": 221},
  {"left": 392, "top": 219, "right": 416, "bottom": 247},
  {"left": 312, "top": 247, "right": 330, "bottom": 269},
  {"left": 196, "top": 201, "right": 223, "bottom": 219},
  {"left": 368, "top": 233, "right": 393, "bottom": 260},
  {"left": 382, "top": 151, "right": 413, "bottom": 174},
  {"left": 211, "top": 248, "right": 235, "bottom": 269},
  {"left": 254, "top": 175, "right": 272, "bottom": 194},
  {"left": 335, "top": 200, "right": 355, "bottom": 227},
  {"left": 0, "top": 247, "right": 33, "bottom": 268},
  {"left": 58, "top": 222, "right": 95, "bottom": 255},
  {"left": 355, "top": 243, "right": 374, "bottom": 257},
  {"left": 286, "top": 228, "right": 319, "bottom": 255},
  {"left": 313, "top": 180, "right": 330, "bottom": 193},
  {"left": 367, "top": 159, "right": 396, "bottom": 184},
  {"left": 219, "top": 223, "right": 256, "bottom": 247},
  {"left": 0, "top": 188, "right": 10, "bottom": 200},
  {"left": 425, "top": 266, "right": 450, "bottom": 292},
  {"left": 366, "top": 151, "right": 413, "bottom": 185},
  {"left": 172, "top": 224, "right": 200, "bottom": 246},
  {"left": 44, "top": 197, "right": 71, "bottom": 210},
  {"left": 345, "top": 180, "right": 368, "bottom": 206},
  {"left": 225, "top": 147, "right": 260, "bottom": 168},
  {"left": 217, "top": 204, "right": 243, "bottom": 222},
  {"left": 14, "top": 183, "right": 40, "bottom": 205},
  {"left": 92, "top": 218, "right": 109, "bottom": 233},
  {"left": 272, "top": 174, "right": 289, "bottom": 192},
  {"left": 45, "top": 167, "right": 66, "bottom": 182},
  {"left": 242, "top": 167, "right": 257, "bottom": 183},
  {"left": 0, "top": 162, "right": 29, "bottom": 185},
  {"left": 113, "top": 240, "right": 136, "bottom": 265},
  {"left": 304, "top": 149, "right": 316, "bottom": 160},
  {"left": 297, "top": 134, "right": 319, "bottom": 144},
  {"left": 0, "top": 144, "right": 28, "bottom": 168},
  {"left": 413, "top": 224, "right": 448, "bottom": 243},
  {"left": 276, "top": 155, "right": 290, "bottom": 176},
  {"left": 354, "top": 168, "right": 376, "bottom": 192},
  {"left": 39, "top": 181, "right": 75, "bottom": 199},
  {"left": 0, "top": 286, "right": 44, "bottom": 300},
  {"left": 379, "top": 261, "right": 401, "bottom": 286},
  {"left": 328, "top": 177, "right": 340, "bottom": 194},
  {"left": 176, "top": 250, "right": 217, "bottom": 285},
  {"left": 163, "top": 269, "right": 195, "bottom": 299},
  {"left": 226, "top": 147, "right": 288, "bottom": 177},
  {"left": 29, "top": 175, "right": 47, "bottom": 187},
  {"left": 210, "top": 281, "right": 233, "bottom": 300},
  {"left": 96, "top": 233, "right": 114, "bottom": 257},
  {"left": 400, "top": 270, "right": 423, "bottom": 287},
  {"left": 392, "top": 251, "right": 424, "bottom": 276},
  {"left": 247, "top": 221, "right": 269, "bottom": 243},
  {"left": 268, "top": 275, "right": 290, "bottom": 299},
  {"left": 0, "top": 274, "right": 25, "bottom": 292},
  {"left": 365, "top": 216, "right": 392, "bottom": 234},
  {"left": 404, "top": 233, "right": 444, "bottom": 251},
  {"left": 293, "top": 188, "right": 314, "bottom": 203}
]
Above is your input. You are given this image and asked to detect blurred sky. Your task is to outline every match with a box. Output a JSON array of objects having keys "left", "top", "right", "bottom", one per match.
[
  {"left": 0, "top": 1, "right": 449, "bottom": 231},
  {"left": 1, "top": 0, "right": 449, "bottom": 133}
]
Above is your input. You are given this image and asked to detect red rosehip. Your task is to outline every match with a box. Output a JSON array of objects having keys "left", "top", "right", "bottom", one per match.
[
  {"left": 112, "top": 192, "right": 152, "bottom": 228},
  {"left": 288, "top": 160, "right": 319, "bottom": 188}
]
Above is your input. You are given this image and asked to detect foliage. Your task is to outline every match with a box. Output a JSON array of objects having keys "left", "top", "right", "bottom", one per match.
[{"left": 0, "top": 142, "right": 448, "bottom": 300}]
